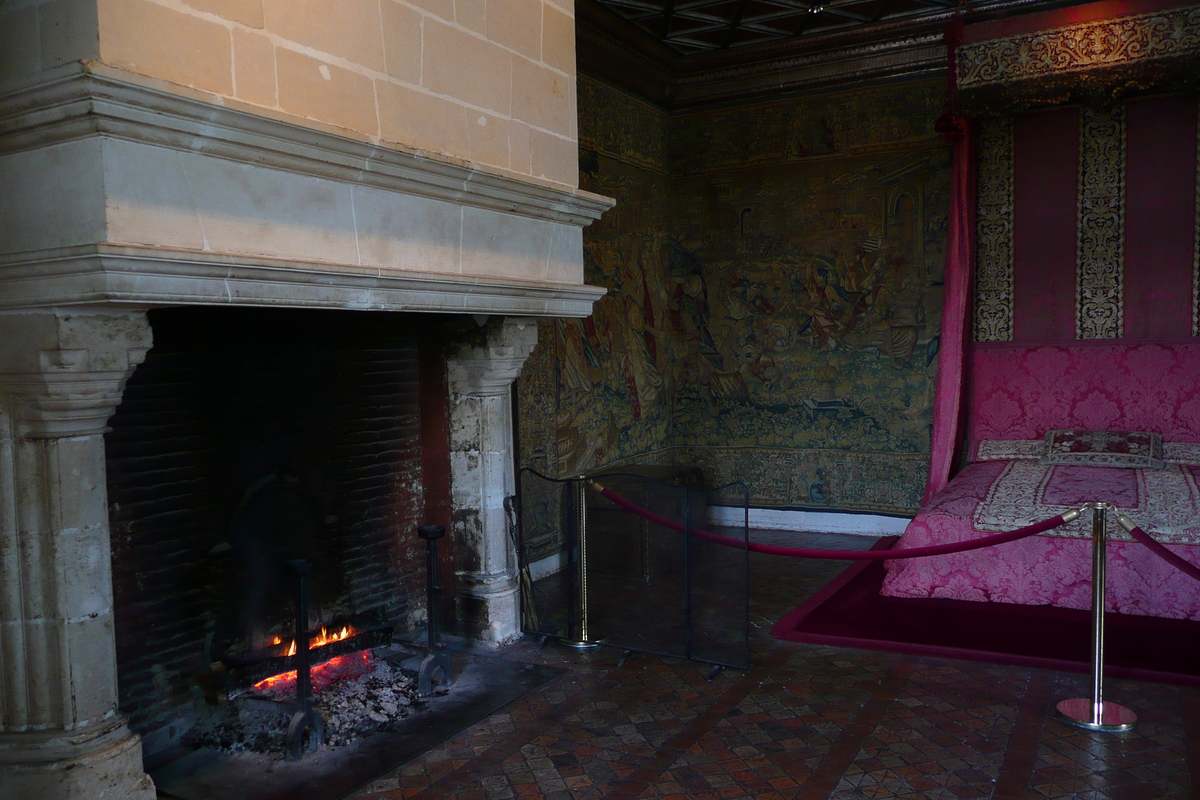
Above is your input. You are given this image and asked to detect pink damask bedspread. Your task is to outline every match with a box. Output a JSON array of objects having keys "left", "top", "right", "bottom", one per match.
[{"left": 880, "top": 461, "right": 1200, "bottom": 620}]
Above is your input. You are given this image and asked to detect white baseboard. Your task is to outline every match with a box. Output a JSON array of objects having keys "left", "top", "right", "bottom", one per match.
[
  {"left": 527, "top": 551, "right": 566, "bottom": 581},
  {"left": 706, "top": 506, "right": 911, "bottom": 536},
  {"left": 525, "top": 508, "right": 911, "bottom": 578}
]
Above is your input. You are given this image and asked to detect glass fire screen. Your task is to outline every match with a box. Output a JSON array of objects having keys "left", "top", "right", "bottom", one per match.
[{"left": 516, "top": 468, "right": 749, "bottom": 671}]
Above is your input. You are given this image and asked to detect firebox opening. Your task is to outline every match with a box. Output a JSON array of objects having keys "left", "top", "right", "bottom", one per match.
[{"left": 108, "top": 307, "right": 454, "bottom": 759}]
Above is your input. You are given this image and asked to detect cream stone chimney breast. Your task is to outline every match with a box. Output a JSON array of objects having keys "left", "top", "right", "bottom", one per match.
[
  {"left": 0, "top": 0, "right": 612, "bottom": 796},
  {"left": 0, "top": 64, "right": 609, "bottom": 314}
]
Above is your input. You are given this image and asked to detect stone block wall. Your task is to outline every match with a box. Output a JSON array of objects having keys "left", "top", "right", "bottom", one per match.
[{"left": 0, "top": 0, "right": 579, "bottom": 187}]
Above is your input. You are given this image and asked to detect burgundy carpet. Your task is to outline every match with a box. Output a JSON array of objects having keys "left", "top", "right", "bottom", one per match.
[{"left": 772, "top": 537, "right": 1200, "bottom": 688}]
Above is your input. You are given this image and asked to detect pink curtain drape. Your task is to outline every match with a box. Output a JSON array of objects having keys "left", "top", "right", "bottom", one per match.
[{"left": 923, "top": 115, "right": 977, "bottom": 505}]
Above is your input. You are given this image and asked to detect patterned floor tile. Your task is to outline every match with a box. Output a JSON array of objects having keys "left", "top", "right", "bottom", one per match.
[{"left": 338, "top": 532, "right": 1198, "bottom": 800}]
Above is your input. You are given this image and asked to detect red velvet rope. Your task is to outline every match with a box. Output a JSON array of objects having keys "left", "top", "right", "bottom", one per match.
[
  {"left": 594, "top": 485, "right": 1071, "bottom": 561},
  {"left": 1127, "top": 525, "right": 1200, "bottom": 582}
]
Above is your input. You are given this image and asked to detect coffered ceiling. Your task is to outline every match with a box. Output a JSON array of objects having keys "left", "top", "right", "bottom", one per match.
[
  {"left": 577, "top": 0, "right": 1085, "bottom": 109},
  {"left": 594, "top": 0, "right": 967, "bottom": 55}
]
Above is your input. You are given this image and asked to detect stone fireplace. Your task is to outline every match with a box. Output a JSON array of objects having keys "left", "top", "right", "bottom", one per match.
[{"left": 0, "top": 2, "right": 612, "bottom": 796}]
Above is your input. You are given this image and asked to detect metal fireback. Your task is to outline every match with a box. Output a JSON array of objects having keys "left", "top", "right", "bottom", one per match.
[{"left": 1055, "top": 503, "right": 1137, "bottom": 732}]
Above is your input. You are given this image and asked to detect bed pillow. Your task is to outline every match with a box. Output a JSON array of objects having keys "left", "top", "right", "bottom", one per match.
[
  {"left": 975, "top": 439, "right": 1043, "bottom": 461},
  {"left": 1165, "top": 442, "right": 1200, "bottom": 464},
  {"left": 1040, "top": 429, "right": 1164, "bottom": 469}
]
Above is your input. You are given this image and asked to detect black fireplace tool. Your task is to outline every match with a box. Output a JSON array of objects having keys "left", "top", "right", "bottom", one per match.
[
  {"left": 284, "top": 558, "right": 326, "bottom": 761},
  {"left": 417, "top": 525, "right": 454, "bottom": 697}
]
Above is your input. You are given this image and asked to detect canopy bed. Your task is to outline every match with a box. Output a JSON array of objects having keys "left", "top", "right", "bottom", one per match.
[{"left": 881, "top": 342, "right": 1200, "bottom": 621}]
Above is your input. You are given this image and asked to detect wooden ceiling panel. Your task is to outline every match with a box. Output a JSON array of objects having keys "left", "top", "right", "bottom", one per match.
[
  {"left": 576, "top": 0, "right": 1094, "bottom": 110},
  {"left": 593, "top": 0, "right": 1048, "bottom": 54}
]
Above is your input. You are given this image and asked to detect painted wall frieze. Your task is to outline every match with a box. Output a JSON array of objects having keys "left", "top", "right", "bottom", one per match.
[
  {"left": 960, "top": 5, "right": 1200, "bottom": 88},
  {"left": 959, "top": 5, "right": 1200, "bottom": 114}
]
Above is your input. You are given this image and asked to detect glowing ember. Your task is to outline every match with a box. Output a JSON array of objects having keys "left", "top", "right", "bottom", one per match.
[{"left": 253, "top": 650, "right": 375, "bottom": 693}]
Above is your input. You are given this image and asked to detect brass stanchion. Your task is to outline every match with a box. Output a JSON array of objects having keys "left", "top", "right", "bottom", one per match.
[
  {"left": 561, "top": 479, "right": 599, "bottom": 648},
  {"left": 1056, "top": 502, "right": 1137, "bottom": 732}
]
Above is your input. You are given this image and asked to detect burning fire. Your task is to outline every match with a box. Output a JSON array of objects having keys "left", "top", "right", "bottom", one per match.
[
  {"left": 253, "top": 650, "right": 374, "bottom": 693},
  {"left": 252, "top": 625, "right": 362, "bottom": 692},
  {"left": 269, "top": 625, "right": 355, "bottom": 658}
]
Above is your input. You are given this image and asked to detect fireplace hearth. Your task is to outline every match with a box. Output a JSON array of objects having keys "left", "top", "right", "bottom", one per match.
[
  {"left": 187, "top": 646, "right": 423, "bottom": 759},
  {"left": 149, "top": 650, "right": 563, "bottom": 800}
]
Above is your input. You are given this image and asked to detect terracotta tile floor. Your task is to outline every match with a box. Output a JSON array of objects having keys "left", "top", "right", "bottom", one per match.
[{"left": 346, "top": 532, "right": 1200, "bottom": 800}]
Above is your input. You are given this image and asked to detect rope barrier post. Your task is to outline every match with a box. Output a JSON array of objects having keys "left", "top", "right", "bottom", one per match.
[
  {"left": 1055, "top": 502, "right": 1136, "bottom": 732},
  {"left": 562, "top": 478, "right": 599, "bottom": 648}
]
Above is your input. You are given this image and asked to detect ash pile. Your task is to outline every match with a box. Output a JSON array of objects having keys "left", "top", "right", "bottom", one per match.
[{"left": 188, "top": 655, "right": 422, "bottom": 756}]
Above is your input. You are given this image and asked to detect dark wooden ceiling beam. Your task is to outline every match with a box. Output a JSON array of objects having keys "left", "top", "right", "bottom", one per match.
[
  {"left": 720, "top": 0, "right": 753, "bottom": 49},
  {"left": 870, "top": 0, "right": 900, "bottom": 22},
  {"left": 814, "top": 4, "right": 872, "bottom": 22},
  {"left": 791, "top": 9, "right": 816, "bottom": 35},
  {"left": 661, "top": 0, "right": 676, "bottom": 39}
]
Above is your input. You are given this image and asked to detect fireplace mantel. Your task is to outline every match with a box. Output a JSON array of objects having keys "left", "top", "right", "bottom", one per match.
[
  {"left": 0, "top": 243, "right": 607, "bottom": 315},
  {"left": 0, "top": 62, "right": 612, "bottom": 317}
]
